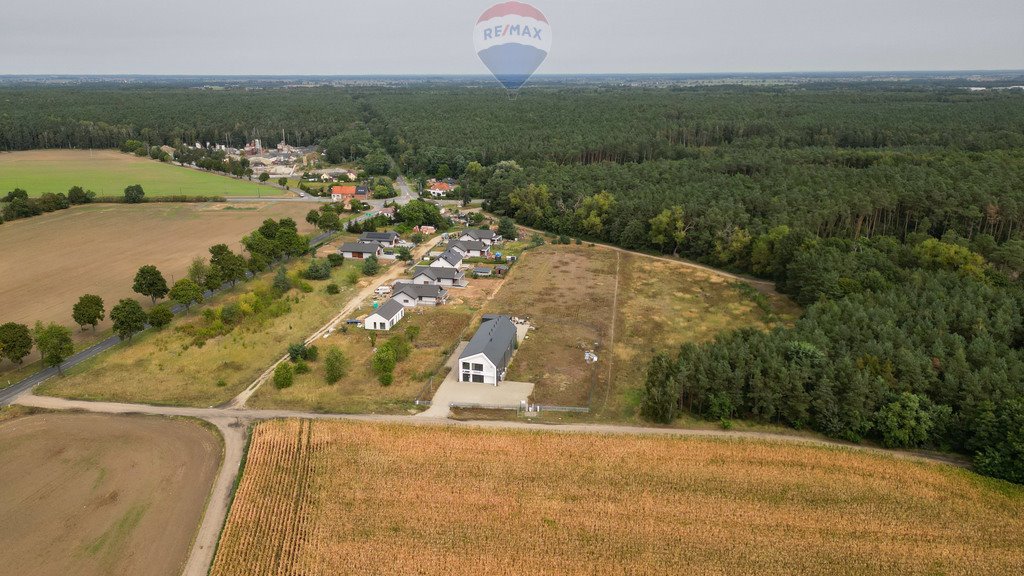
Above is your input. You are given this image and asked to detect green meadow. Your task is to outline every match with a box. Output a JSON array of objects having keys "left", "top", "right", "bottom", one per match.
[{"left": 0, "top": 149, "right": 280, "bottom": 197}]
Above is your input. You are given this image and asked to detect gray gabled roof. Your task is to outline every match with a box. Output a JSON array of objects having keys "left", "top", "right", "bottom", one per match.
[
  {"left": 448, "top": 239, "right": 488, "bottom": 253},
  {"left": 460, "top": 315, "right": 517, "bottom": 370},
  {"left": 370, "top": 298, "right": 404, "bottom": 321},
  {"left": 412, "top": 266, "right": 464, "bottom": 280},
  {"left": 434, "top": 250, "right": 463, "bottom": 266},
  {"left": 460, "top": 229, "right": 496, "bottom": 241},
  {"left": 394, "top": 282, "right": 447, "bottom": 299},
  {"left": 340, "top": 241, "right": 381, "bottom": 254},
  {"left": 360, "top": 231, "right": 399, "bottom": 242}
]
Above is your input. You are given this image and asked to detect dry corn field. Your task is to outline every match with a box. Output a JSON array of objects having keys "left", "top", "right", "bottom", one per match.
[{"left": 210, "top": 420, "right": 1024, "bottom": 576}]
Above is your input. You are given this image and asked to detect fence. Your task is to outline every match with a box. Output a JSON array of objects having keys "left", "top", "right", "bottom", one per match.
[{"left": 447, "top": 402, "right": 590, "bottom": 413}]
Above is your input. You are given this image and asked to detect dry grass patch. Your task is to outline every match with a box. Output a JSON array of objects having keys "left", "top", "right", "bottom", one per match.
[
  {"left": 249, "top": 306, "right": 475, "bottom": 413},
  {"left": 38, "top": 259, "right": 359, "bottom": 407},
  {"left": 484, "top": 244, "right": 618, "bottom": 405},
  {"left": 211, "top": 419, "right": 1024, "bottom": 576},
  {"left": 0, "top": 412, "right": 220, "bottom": 576},
  {"left": 603, "top": 253, "right": 801, "bottom": 418}
]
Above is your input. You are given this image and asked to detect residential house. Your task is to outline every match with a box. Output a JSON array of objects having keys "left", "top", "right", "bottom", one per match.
[
  {"left": 356, "top": 185, "right": 370, "bottom": 198},
  {"left": 427, "top": 181, "right": 453, "bottom": 198},
  {"left": 340, "top": 241, "right": 382, "bottom": 260},
  {"left": 331, "top": 185, "right": 357, "bottom": 203},
  {"left": 358, "top": 231, "right": 400, "bottom": 248},
  {"left": 430, "top": 250, "right": 463, "bottom": 269},
  {"left": 379, "top": 206, "right": 396, "bottom": 220},
  {"left": 412, "top": 225, "right": 436, "bottom": 235},
  {"left": 364, "top": 298, "right": 405, "bottom": 331},
  {"left": 392, "top": 282, "right": 448, "bottom": 307},
  {"left": 458, "top": 229, "right": 501, "bottom": 246},
  {"left": 411, "top": 266, "right": 466, "bottom": 287},
  {"left": 446, "top": 239, "right": 490, "bottom": 259},
  {"left": 458, "top": 315, "right": 517, "bottom": 384}
]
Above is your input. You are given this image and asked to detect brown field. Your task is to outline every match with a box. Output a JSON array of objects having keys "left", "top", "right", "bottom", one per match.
[
  {"left": 484, "top": 244, "right": 798, "bottom": 411},
  {"left": 249, "top": 278, "right": 506, "bottom": 413},
  {"left": 38, "top": 258, "right": 361, "bottom": 407},
  {"left": 0, "top": 202, "right": 315, "bottom": 376},
  {"left": 211, "top": 419, "right": 1024, "bottom": 576},
  {"left": 0, "top": 412, "right": 220, "bottom": 576}
]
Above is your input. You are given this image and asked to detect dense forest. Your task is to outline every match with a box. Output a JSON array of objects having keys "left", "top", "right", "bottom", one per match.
[{"left": 3, "top": 81, "right": 1024, "bottom": 482}]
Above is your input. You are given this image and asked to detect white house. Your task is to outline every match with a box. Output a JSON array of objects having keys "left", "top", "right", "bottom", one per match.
[
  {"left": 358, "top": 231, "right": 400, "bottom": 248},
  {"left": 427, "top": 181, "right": 453, "bottom": 198},
  {"left": 411, "top": 266, "right": 466, "bottom": 287},
  {"left": 392, "top": 283, "right": 448, "bottom": 307},
  {"left": 458, "top": 315, "right": 517, "bottom": 384},
  {"left": 458, "top": 229, "right": 501, "bottom": 246},
  {"left": 340, "top": 241, "right": 382, "bottom": 260},
  {"left": 430, "top": 250, "right": 463, "bottom": 269},
  {"left": 446, "top": 239, "right": 490, "bottom": 259},
  {"left": 364, "top": 298, "right": 405, "bottom": 331}
]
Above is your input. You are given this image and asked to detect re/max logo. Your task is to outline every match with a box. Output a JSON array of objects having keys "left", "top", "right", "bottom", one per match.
[{"left": 483, "top": 24, "right": 543, "bottom": 41}]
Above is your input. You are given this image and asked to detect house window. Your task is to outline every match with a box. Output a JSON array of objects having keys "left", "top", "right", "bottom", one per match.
[
  {"left": 461, "top": 373, "right": 470, "bottom": 382},
  {"left": 472, "top": 363, "right": 484, "bottom": 371},
  {"left": 462, "top": 362, "right": 471, "bottom": 370},
  {"left": 472, "top": 374, "right": 485, "bottom": 383}
]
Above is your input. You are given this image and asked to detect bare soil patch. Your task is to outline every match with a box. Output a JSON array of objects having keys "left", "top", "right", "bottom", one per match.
[{"left": 0, "top": 412, "right": 221, "bottom": 576}]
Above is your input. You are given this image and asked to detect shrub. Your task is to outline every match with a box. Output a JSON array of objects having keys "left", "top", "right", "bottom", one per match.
[
  {"left": 273, "top": 362, "right": 294, "bottom": 389},
  {"left": 381, "top": 335, "right": 411, "bottom": 362},
  {"left": 221, "top": 302, "right": 243, "bottom": 325},
  {"left": 326, "top": 283, "right": 340, "bottom": 295},
  {"left": 324, "top": 346, "right": 349, "bottom": 384},
  {"left": 288, "top": 342, "right": 308, "bottom": 361},
  {"left": 372, "top": 346, "right": 397, "bottom": 386},
  {"left": 327, "top": 253, "right": 345, "bottom": 267},
  {"left": 362, "top": 255, "right": 380, "bottom": 276},
  {"left": 345, "top": 268, "right": 361, "bottom": 285},
  {"left": 305, "top": 344, "right": 319, "bottom": 361},
  {"left": 405, "top": 325, "right": 421, "bottom": 342},
  {"left": 148, "top": 304, "right": 174, "bottom": 329},
  {"left": 294, "top": 359, "right": 310, "bottom": 375},
  {"left": 304, "top": 259, "right": 332, "bottom": 280}
]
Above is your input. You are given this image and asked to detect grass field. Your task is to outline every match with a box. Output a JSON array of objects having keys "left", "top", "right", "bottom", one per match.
[
  {"left": 0, "top": 412, "right": 220, "bottom": 576},
  {"left": 484, "top": 244, "right": 798, "bottom": 412},
  {"left": 37, "top": 257, "right": 361, "bottom": 407},
  {"left": 0, "top": 149, "right": 280, "bottom": 197},
  {"left": 210, "top": 419, "right": 1024, "bottom": 576},
  {"left": 0, "top": 202, "right": 316, "bottom": 377}
]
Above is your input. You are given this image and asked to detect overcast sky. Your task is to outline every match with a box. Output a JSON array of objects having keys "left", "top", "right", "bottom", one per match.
[{"left": 2, "top": 0, "right": 1022, "bottom": 75}]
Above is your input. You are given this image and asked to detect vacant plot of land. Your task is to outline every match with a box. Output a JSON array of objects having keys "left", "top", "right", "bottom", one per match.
[
  {"left": 485, "top": 244, "right": 619, "bottom": 405},
  {"left": 0, "top": 149, "right": 277, "bottom": 197},
  {"left": 604, "top": 253, "right": 800, "bottom": 417},
  {"left": 484, "top": 244, "right": 798, "bottom": 411},
  {"left": 38, "top": 258, "right": 360, "bottom": 407},
  {"left": 0, "top": 202, "right": 315, "bottom": 374},
  {"left": 0, "top": 412, "right": 220, "bottom": 576},
  {"left": 211, "top": 420, "right": 1024, "bottom": 576}
]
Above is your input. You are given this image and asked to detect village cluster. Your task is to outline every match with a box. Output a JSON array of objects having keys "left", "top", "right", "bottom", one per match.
[{"left": 341, "top": 227, "right": 518, "bottom": 384}]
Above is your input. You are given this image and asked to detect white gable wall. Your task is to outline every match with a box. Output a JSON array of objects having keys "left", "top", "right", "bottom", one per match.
[{"left": 458, "top": 352, "right": 497, "bottom": 384}]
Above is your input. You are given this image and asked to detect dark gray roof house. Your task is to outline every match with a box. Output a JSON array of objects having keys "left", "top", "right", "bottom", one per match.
[
  {"left": 393, "top": 282, "right": 449, "bottom": 306},
  {"left": 431, "top": 250, "right": 463, "bottom": 268},
  {"left": 359, "top": 231, "right": 399, "bottom": 244},
  {"left": 447, "top": 239, "right": 489, "bottom": 255},
  {"left": 412, "top": 266, "right": 464, "bottom": 281},
  {"left": 340, "top": 241, "right": 382, "bottom": 255},
  {"left": 458, "top": 315, "right": 517, "bottom": 384},
  {"left": 460, "top": 229, "right": 498, "bottom": 242}
]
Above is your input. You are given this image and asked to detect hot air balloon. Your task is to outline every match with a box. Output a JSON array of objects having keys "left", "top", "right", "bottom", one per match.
[{"left": 473, "top": 2, "right": 552, "bottom": 96}]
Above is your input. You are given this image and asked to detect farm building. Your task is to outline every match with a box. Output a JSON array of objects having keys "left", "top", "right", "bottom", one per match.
[
  {"left": 494, "top": 264, "right": 509, "bottom": 276},
  {"left": 364, "top": 299, "right": 405, "bottom": 331},
  {"left": 446, "top": 239, "right": 490, "bottom": 258},
  {"left": 359, "top": 231, "right": 400, "bottom": 247},
  {"left": 411, "top": 266, "right": 466, "bottom": 287},
  {"left": 473, "top": 267, "right": 493, "bottom": 277},
  {"left": 340, "top": 242, "right": 382, "bottom": 259},
  {"left": 430, "top": 250, "right": 463, "bottom": 269},
  {"left": 393, "top": 283, "right": 448, "bottom": 307},
  {"left": 459, "top": 315, "right": 517, "bottom": 384},
  {"left": 459, "top": 229, "right": 501, "bottom": 246}
]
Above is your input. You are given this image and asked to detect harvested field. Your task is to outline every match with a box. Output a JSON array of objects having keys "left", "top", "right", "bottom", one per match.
[
  {"left": 38, "top": 258, "right": 360, "bottom": 407},
  {"left": 0, "top": 202, "right": 315, "bottom": 375},
  {"left": 0, "top": 412, "right": 220, "bottom": 576},
  {"left": 211, "top": 419, "right": 1024, "bottom": 576},
  {"left": 0, "top": 149, "right": 277, "bottom": 197}
]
